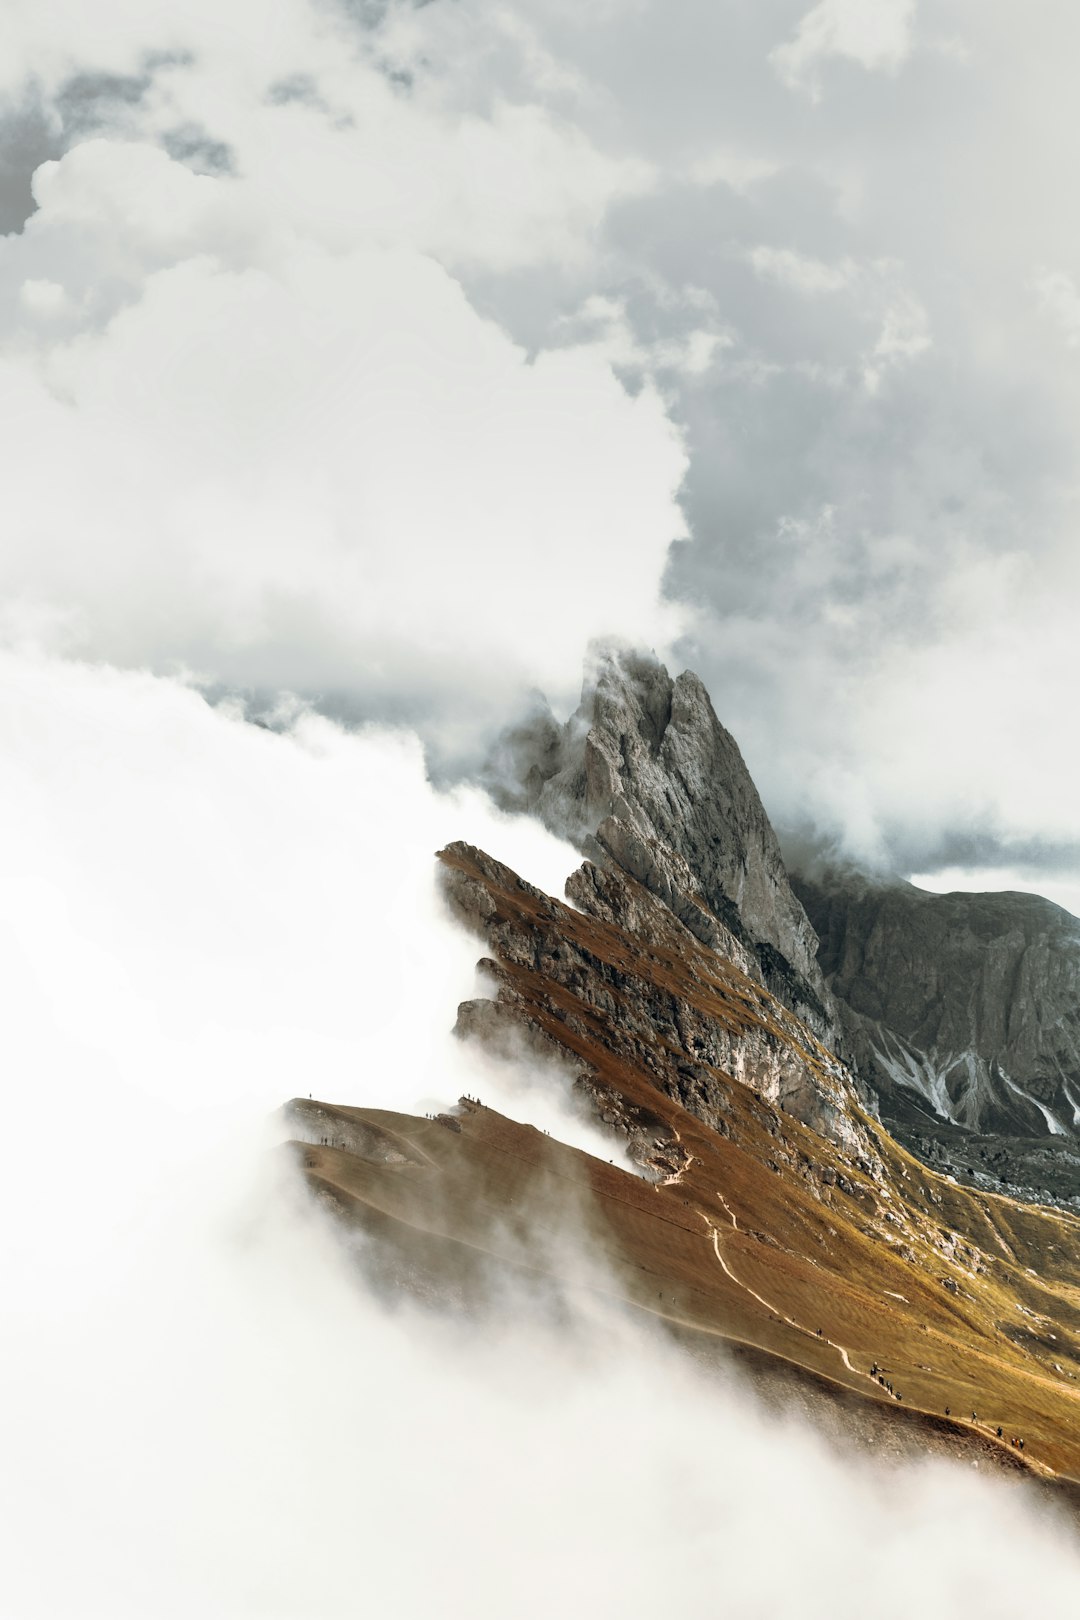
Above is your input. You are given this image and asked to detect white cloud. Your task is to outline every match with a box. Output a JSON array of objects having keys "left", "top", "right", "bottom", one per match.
[
  {"left": 0, "top": 2, "right": 679, "bottom": 734},
  {"left": 6, "top": 6, "right": 1080, "bottom": 1607},
  {"left": 749, "top": 244, "right": 858, "bottom": 293},
  {"left": 863, "top": 287, "right": 932, "bottom": 390},
  {"left": 17, "top": 275, "right": 70, "bottom": 316},
  {"left": 560, "top": 291, "right": 730, "bottom": 378},
  {"left": 772, "top": 0, "right": 917, "bottom": 100},
  {"left": 0, "top": 649, "right": 581, "bottom": 1102},
  {"left": 757, "top": 539, "right": 1080, "bottom": 873},
  {"left": 0, "top": 129, "right": 683, "bottom": 724},
  {"left": 3, "top": 648, "right": 1080, "bottom": 1616},
  {"left": 912, "top": 866, "right": 1080, "bottom": 922},
  {"left": 1031, "top": 267, "right": 1080, "bottom": 347},
  {"left": 0, "top": 647, "right": 622, "bottom": 1204},
  {"left": 687, "top": 145, "right": 780, "bottom": 192},
  {"left": 743, "top": 249, "right": 930, "bottom": 390},
  {"left": 3, "top": 3, "right": 653, "bottom": 275}
]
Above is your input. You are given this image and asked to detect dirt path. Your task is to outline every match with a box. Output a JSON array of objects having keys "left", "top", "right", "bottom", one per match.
[{"left": 705, "top": 1196, "right": 867, "bottom": 1385}]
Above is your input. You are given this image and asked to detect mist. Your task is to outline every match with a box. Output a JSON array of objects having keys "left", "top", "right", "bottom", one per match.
[
  {"left": 4, "top": 3, "right": 1080, "bottom": 1613},
  {"left": 5, "top": 0, "right": 1080, "bottom": 883},
  {"left": 2, "top": 649, "right": 1079, "bottom": 1618},
  {"left": 0, "top": 1, "right": 686, "bottom": 740}
]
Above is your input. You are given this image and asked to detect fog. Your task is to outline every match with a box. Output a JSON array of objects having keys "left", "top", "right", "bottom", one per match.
[
  {"left": 0, "top": 1, "right": 685, "bottom": 742},
  {"left": 2, "top": 650, "right": 1079, "bottom": 1618},
  {"left": 5, "top": 0, "right": 1080, "bottom": 879},
  {"left": 5, "top": 3, "right": 1080, "bottom": 1612}
]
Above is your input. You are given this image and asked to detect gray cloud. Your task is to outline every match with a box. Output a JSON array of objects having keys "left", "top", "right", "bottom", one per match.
[
  {"left": 7, "top": 10, "right": 1080, "bottom": 1605},
  {"left": 3, "top": 0, "right": 1080, "bottom": 891},
  {"left": 161, "top": 121, "right": 235, "bottom": 174},
  {"left": 0, "top": 99, "right": 61, "bottom": 232},
  {"left": 5, "top": 646, "right": 1080, "bottom": 1616},
  {"left": 55, "top": 68, "right": 153, "bottom": 131},
  {"left": 428, "top": 0, "right": 1080, "bottom": 889}
]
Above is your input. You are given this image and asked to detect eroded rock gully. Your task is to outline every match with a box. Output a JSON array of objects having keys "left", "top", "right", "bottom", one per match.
[{"left": 439, "top": 840, "right": 875, "bottom": 1176}]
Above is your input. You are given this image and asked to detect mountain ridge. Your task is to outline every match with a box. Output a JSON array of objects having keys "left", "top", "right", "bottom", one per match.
[
  {"left": 793, "top": 868, "right": 1080, "bottom": 1203},
  {"left": 490, "top": 648, "right": 1080, "bottom": 1206},
  {"left": 281, "top": 646, "right": 1080, "bottom": 1493},
  {"left": 286, "top": 834, "right": 1080, "bottom": 1490},
  {"left": 488, "top": 648, "right": 839, "bottom": 1046}
]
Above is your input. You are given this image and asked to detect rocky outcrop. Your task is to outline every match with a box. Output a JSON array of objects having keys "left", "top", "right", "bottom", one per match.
[
  {"left": 794, "top": 871, "right": 1080, "bottom": 1198},
  {"left": 489, "top": 649, "right": 837, "bottom": 1045},
  {"left": 490, "top": 647, "right": 1080, "bottom": 1204},
  {"left": 440, "top": 840, "right": 873, "bottom": 1165}
]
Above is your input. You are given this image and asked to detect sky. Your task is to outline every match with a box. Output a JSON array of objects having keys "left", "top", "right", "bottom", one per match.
[
  {"left": 5, "top": 5, "right": 1080, "bottom": 1614},
  {"left": 2, "top": 0, "right": 1079, "bottom": 905}
]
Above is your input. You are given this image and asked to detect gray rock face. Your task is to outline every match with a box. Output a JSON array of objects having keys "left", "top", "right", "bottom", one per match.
[
  {"left": 488, "top": 647, "right": 1080, "bottom": 1204},
  {"left": 440, "top": 841, "right": 874, "bottom": 1163},
  {"left": 490, "top": 650, "right": 838, "bottom": 1045},
  {"left": 794, "top": 871, "right": 1080, "bottom": 1199}
]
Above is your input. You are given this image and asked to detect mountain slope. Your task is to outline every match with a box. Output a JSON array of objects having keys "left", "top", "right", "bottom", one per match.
[
  {"left": 795, "top": 871, "right": 1080, "bottom": 1200},
  {"left": 287, "top": 839, "right": 1080, "bottom": 1487},
  {"left": 490, "top": 649, "right": 837, "bottom": 1043},
  {"left": 494, "top": 648, "right": 1080, "bottom": 1204},
  {"left": 280, "top": 651, "right": 1080, "bottom": 1489}
]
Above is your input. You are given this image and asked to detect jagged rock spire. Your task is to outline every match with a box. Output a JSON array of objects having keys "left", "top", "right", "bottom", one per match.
[{"left": 488, "top": 647, "right": 838, "bottom": 1045}]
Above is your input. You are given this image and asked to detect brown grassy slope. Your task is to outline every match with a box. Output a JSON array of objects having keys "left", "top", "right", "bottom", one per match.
[
  {"left": 291, "top": 1098, "right": 1051, "bottom": 1490},
  {"left": 292, "top": 840, "right": 1080, "bottom": 1485}
]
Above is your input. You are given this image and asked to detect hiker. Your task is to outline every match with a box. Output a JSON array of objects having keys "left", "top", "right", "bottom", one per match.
[
  {"left": 1019, "top": 1439, "right": 1025, "bottom": 1450},
  {"left": 945, "top": 1407, "right": 950, "bottom": 1416},
  {"left": 997, "top": 1427, "right": 1003, "bottom": 1438},
  {"left": 972, "top": 1411, "right": 977, "bottom": 1423}
]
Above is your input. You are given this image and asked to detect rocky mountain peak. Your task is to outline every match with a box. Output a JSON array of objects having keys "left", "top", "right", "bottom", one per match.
[
  {"left": 488, "top": 646, "right": 1080, "bottom": 1202},
  {"left": 488, "top": 647, "right": 837, "bottom": 1044}
]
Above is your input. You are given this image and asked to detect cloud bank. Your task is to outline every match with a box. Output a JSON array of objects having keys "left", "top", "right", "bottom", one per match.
[
  {"left": 3, "top": 650, "right": 1079, "bottom": 1618},
  {"left": 771, "top": 0, "right": 917, "bottom": 100},
  {"left": 4, "top": 0, "right": 1076, "bottom": 890},
  {"left": 343, "top": 0, "right": 1079, "bottom": 894},
  {"left": 0, "top": 2, "right": 686, "bottom": 741},
  {"left": 4, "top": 8, "right": 1080, "bottom": 1613}
]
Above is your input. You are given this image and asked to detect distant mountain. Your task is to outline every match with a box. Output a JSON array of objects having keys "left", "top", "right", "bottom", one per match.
[{"left": 793, "top": 872, "right": 1080, "bottom": 1201}]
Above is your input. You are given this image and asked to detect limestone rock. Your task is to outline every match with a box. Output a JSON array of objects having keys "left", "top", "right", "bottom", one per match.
[
  {"left": 490, "top": 649, "right": 837, "bottom": 1045},
  {"left": 795, "top": 870, "right": 1080, "bottom": 1199},
  {"left": 440, "top": 841, "right": 872, "bottom": 1163}
]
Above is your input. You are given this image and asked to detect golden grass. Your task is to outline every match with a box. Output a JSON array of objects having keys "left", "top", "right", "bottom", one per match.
[{"left": 289, "top": 843, "right": 1080, "bottom": 1487}]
